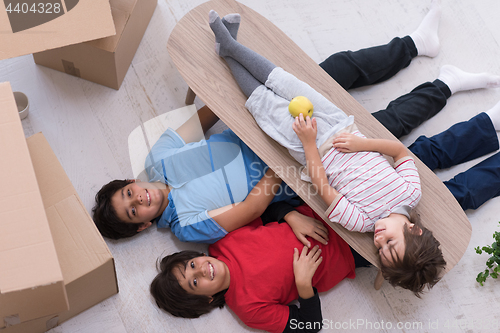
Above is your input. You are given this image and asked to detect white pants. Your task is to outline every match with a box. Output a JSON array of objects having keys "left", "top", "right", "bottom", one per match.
[{"left": 245, "top": 67, "right": 354, "bottom": 165}]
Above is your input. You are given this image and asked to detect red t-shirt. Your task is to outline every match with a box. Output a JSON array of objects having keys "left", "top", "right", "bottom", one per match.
[{"left": 209, "top": 204, "right": 356, "bottom": 333}]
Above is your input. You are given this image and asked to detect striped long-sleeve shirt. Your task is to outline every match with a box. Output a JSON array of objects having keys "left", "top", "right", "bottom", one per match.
[{"left": 324, "top": 130, "right": 421, "bottom": 233}]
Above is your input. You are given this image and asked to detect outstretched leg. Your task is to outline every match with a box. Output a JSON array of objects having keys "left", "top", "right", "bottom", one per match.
[
  {"left": 444, "top": 151, "right": 500, "bottom": 210},
  {"left": 225, "top": 57, "right": 262, "bottom": 98},
  {"left": 219, "top": 14, "right": 262, "bottom": 97},
  {"left": 209, "top": 10, "right": 275, "bottom": 84},
  {"left": 374, "top": 65, "right": 500, "bottom": 138},
  {"left": 372, "top": 79, "right": 449, "bottom": 138},
  {"left": 320, "top": 37, "right": 417, "bottom": 90},
  {"left": 409, "top": 112, "right": 499, "bottom": 170},
  {"left": 320, "top": 0, "right": 441, "bottom": 90},
  {"left": 435, "top": 100, "right": 500, "bottom": 211}
]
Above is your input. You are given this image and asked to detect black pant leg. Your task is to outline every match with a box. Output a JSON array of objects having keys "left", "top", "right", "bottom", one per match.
[
  {"left": 319, "top": 36, "right": 417, "bottom": 90},
  {"left": 372, "top": 80, "right": 451, "bottom": 138},
  {"left": 350, "top": 246, "right": 372, "bottom": 268}
]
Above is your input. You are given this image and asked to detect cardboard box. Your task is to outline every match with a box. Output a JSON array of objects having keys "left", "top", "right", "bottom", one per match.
[
  {"left": 0, "top": 0, "right": 115, "bottom": 60},
  {"left": 0, "top": 82, "right": 68, "bottom": 329},
  {"left": 0, "top": 83, "right": 118, "bottom": 332},
  {"left": 33, "top": 0, "right": 158, "bottom": 89},
  {"left": 3, "top": 133, "right": 119, "bottom": 333}
]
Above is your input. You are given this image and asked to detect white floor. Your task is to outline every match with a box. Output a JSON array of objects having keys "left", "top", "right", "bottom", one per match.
[{"left": 2, "top": 0, "right": 500, "bottom": 332}]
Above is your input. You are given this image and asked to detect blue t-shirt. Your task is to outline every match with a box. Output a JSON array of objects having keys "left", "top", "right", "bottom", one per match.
[{"left": 144, "top": 128, "right": 297, "bottom": 243}]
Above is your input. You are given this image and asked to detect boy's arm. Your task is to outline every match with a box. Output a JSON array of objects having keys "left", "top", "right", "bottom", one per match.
[
  {"left": 332, "top": 132, "right": 409, "bottom": 162},
  {"left": 261, "top": 201, "right": 329, "bottom": 247},
  {"left": 293, "top": 245, "right": 323, "bottom": 299},
  {"left": 293, "top": 115, "right": 340, "bottom": 207},
  {"left": 243, "top": 245, "right": 324, "bottom": 333},
  {"left": 284, "top": 290, "right": 322, "bottom": 333},
  {"left": 175, "top": 105, "right": 220, "bottom": 143},
  {"left": 208, "top": 168, "right": 282, "bottom": 232}
]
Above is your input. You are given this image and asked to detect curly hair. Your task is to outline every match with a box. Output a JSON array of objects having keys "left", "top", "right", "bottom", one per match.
[
  {"left": 150, "top": 251, "right": 227, "bottom": 318},
  {"left": 92, "top": 179, "right": 142, "bottom": 240},
  {"left": 380, "top": 213, "right": 446, "bottom": 297}
]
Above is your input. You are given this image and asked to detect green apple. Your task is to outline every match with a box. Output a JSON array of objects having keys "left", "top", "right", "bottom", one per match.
[{"left": 288, "top": 96, "right": 314, "bottom": 118}]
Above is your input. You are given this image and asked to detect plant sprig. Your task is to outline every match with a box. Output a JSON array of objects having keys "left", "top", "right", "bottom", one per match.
[{"left": 475, "top": 222, "right": 500, "bottom": 286}]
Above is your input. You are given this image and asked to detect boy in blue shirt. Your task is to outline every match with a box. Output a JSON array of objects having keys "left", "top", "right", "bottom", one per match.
[{"left": 92, "top": 105, "right": 310, "bottom": 243}]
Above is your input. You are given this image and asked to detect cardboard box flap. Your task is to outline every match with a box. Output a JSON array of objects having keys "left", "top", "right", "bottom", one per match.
[
  {"left": 86, "top": 5, "right": 129, "bottom": 53},
  {"left": 32, "top": 0, "right": 157, "bottom": 89},
  {"left": 0, "top": 0, "right": 116, "bottom": 60},
  {"left": 26, "top": 133, "right": 115, "bottom": 284},
  {"left": 45, "top": 200, "right": 113, "bottom": 284},
  {"left": 0, "top": 283, "right": 67, "bottom": 327},
  {"left": 86, "top": 0, "right": 139, "bottom": 52},
  {"left": 109, "top": 0, "right": 137, "bottom": 14},
  {"left": 0, "top": 82, "right": 68, "bottom": 325}
]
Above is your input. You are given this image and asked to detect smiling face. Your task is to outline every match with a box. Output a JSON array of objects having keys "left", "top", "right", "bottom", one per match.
[
  {"left": 174, "top": 255, "right": 230, "bottom": 298},
  {"left": 374, "top": 213, "right": 419, "bottom": 266},
  {"left": 111, "top": 181, "right": 169, "bottom": 227}
]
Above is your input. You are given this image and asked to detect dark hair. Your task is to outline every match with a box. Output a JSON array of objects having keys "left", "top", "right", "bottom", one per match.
[
  {"left": 150, "top": 251, "right": 227, "bottom": 318},
  {"left": 380, "top": 212, "right": 446, "bottom": 297},
  {"left": 92, "top": 179, "right": 142, "bottom": 240}
]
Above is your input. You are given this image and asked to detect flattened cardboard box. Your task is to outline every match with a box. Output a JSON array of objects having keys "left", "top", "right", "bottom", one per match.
[
  {"left": 0, "top": 82, "right": 68, "bottom": 328},
  {"left": 33, "top": 0, "right": 157, "bottom": 89},
  {"left": 0, "top": 83, "right": 118, "bottom": 332},
  {"left": 0, "top": 0, "right": 115, "bottom": 60}
]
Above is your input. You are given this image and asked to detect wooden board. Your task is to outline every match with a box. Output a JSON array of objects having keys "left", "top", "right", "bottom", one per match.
[{"left": 167, "top": 0, "right": 471, "bottom": 272}]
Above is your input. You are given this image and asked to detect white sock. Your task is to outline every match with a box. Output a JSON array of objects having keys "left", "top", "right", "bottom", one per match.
[
  {"left": 486, "top": 101, "right": 500, "bottom": 131},
  {"left": 409, "top": 0, "right": 441, "bottom": 57},
  {"left": 438, "top": 65, "right": 500, "bottom": 95}
]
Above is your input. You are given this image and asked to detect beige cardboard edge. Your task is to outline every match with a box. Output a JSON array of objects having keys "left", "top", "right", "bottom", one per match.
[
  {"left": 3, "top": 132, "right": 119, "bottom": 333},
  {"left": 0, "top": 0, "right": 116, "bottom": 60},
  {"left": 32, "top": 0, "right": 157, "bottom": 89},
  {"left": 0, "top": 82, "right": 68, "bottom": 325}
]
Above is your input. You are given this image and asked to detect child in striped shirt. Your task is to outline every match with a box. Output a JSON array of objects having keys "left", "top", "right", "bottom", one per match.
[{"left": 209, "top": 9, "right": 444, "bottom": 294}]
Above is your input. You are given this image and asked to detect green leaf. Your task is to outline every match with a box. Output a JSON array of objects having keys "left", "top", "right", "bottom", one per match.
[
  {"left": 476, "top": 272, "right": 485, "bottom": 286},
  {"left": 474, "top": 222, "right": 500, "bottom": 286},
  {"left": 487, "top": 257, "right": 494, "bottom": 268},
  {"left": 483, "top": 247, "right": 494, "bottom": 254},
  {"left": 494, "top": 230, "right": 500, "bottom": 243}
]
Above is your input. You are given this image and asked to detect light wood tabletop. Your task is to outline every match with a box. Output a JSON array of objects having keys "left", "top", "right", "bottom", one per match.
[{"left": 167, "top": 0, "right": 472, "bottom": 275}]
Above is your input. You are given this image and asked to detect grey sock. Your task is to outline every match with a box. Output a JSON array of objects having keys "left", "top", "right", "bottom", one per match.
[
  {"left": 222, "top": 14, "right": 240, "bottom": 40},
  {"left": 209, "top": 10, "right": 275, "bottom": 83}
]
